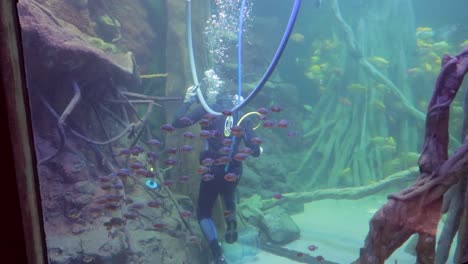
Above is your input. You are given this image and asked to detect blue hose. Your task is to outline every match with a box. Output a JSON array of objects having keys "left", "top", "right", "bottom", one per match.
[
  {"left": 186, "top": 0, "right": 302, "bottom": 114},
  {"left": 237, "top": 0, "right": 246, "bottom": 108},
  {"left": 226, "top": 0, "right": 248, "bottom": 172},
  {"left": 186, "top": 0, "right": 219, "bottom": 115},
  {"left": 232, "top": 0, "right": 302, "bottom": 112},
  {"left": 186, "top": 0, "right": 199, "bottom": 85}
]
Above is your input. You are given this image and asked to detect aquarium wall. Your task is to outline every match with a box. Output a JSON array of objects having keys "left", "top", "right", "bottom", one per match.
[{"left": 12, "top": 0, "right": 468, "bottom": 263}]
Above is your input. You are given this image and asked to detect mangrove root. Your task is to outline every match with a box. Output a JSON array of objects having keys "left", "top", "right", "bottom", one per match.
[
  {"left": 262, "top": 167, "right": 418, "bottom": 211},
  {"left": 356, "top": 48, "right": 468, "bottom": 264}
]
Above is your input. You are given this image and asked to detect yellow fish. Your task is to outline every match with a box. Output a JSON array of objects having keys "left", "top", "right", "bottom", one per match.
[
  {"left": 290, "top": 33, "right": 305, "bottom": 43},
  {"left": 338, "top": 167, "right": 351, "bottom": 178},
  {"left": 308, "top": 65, "right": 322, "bottom": 75},
  {"left": 346, "top": 83, "right": 367, "bottom": 93},
  {"left": 416, "top": 27, "right": 432, "bottom": 32},
  {"left": 424, "top": 63, "right": 432, "bottom": 72},
  {"left": 376, "top": 83, "right": 387, "bottom": 91},
  {"left": 386, "top": 136, "right": 396, "bottom": 146},
  {"left": 341, "top": 167, "right": 351, "bottom": 174},
  {"left": 310, "top": 56, "right": 320, "bottom": 63},
  {"left": 368, "top": 56, "right": 390, "bottom": 68},
  {"left": 373, "top": 100, "right": 386, "bottom": 111}
]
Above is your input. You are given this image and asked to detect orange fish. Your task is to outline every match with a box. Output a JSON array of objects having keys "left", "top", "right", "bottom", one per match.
[
  {"left": 147, "top": 200, "right": 162, "bottom": 208},
  {"left": 161, "top": 124, "right": 176, "bottom": 133},
  {"left": 233, "top": 153, "right": 249, "bottom": 161},
  {"left": 224, "top": 173, "right": 239, "bottom": 182},
  {"left": 197, "top": 166, "right": 210, "bottom": 174},
  {"left": 202, "top": 174, "right": 215, "bottom": 181},
  {"left": 153, "top": 222, "right": 165, "bottom": 230},
  {"left": 272, "top": 193, "right": 283, "bottom": 199},
  {"left": 307, "top": 245, "right": 318, "bottom": 251},
  {"left": 180, "top": 211, "right": 193, "bottom": 218},
  {"left": 257, "top": 107, "right": 270, "bottom": 115},
  {"left": 270, "top": 106, "right": 283, "bottom": 112},
  {"left": 250, "top": 137, "right": 263, "bottom": 145},
  {"left": 277, "top": 119, "right": 289, "bottom": 128}
]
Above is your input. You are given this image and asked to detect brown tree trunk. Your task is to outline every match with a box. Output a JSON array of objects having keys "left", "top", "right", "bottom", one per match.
[
  {"left": 457, "top": 179, "right": 468, "bottom": 263},
  {"left": 356, "top": 48, "right": 468, "bottom": 263}
]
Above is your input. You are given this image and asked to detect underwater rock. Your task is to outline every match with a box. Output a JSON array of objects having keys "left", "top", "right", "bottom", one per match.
[
  {"left": 48, "top": 226, "right": 126, "bottom": 263},
  {"left": 73, "top": 180, "right": 95, "bottom": 195},
  {"left": 239, "top": 194, "right": 265, "bottom": 226},
  {"left": 47, "top": 235, "right": 81, "bottom": 264},
  {"left": 63, "top": 190, "right": 92, "bottom": 210},
  {"left": 238, "top": 186, "right": 254, "bottom": 198},
  {"left": 242, "top": 166, "right": 261, "bottom": 187},
  {"left": 18, "top": 1, "right": 139, "bottom": 92},
  {"left": 60, "top": 153, "right": 89, "bottom": 184},
  {"left": 88, "top": 37, "right": 119, "bottom": 53},
  {"left": 279, "top": 200, "right": 304, "bottom": 215},
  {"left": 246, "top": 155, "right": 293, "bottom": 195},
  {"left": 260, "top": 206, "right": 300, "bottom": 245},
  {"left": 126, "top": 229, "right": 163, "bottom": 262},
  {"left": 96, "top": 14, "right": 121, "bottom": 42},
  {"left": 223, "top": 227, "right": 260, "bottom": 262},
  {"left": 80, "top": 222, "right": 128, "bottom": 259},
  {"left": 175, "top": 194, "right": 195, "bottom": 212},
  {"left": 72, "top": 193, "right": 94, "bottom": 208},
  {"left": 244, "top": 152, "right": 296, "bottom": 197},
  {"left": 67, "top": 0, "right": 88, "bottom": 9},
  {"left": 126, "top": 229, "right": 199, "bottom": 264}
]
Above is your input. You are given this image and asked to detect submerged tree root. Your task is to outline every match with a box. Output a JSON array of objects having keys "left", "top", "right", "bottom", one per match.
[
  {"left": 38, "top": 81, "right": 81, "bottom": 165},
  {"left": 458, "top": 186, "right": 468, "bottom": 263},
  {"left": 435, "top": 181, "right": 465, "bottom": 264},
  {"left": 330, "top": 0, "right": 460, "bottom": 147},
  {"left": 330, "top": 0, "right": 423, "bottom": 121},
  {"left": 355, "top": 48, "right": 468, "bottom": 264},
  {"left": 38, "top": 81, "right": 174, "bottom": 166},
  {"left": 263, "top": 167, "right": 418, "bottom": 211}
]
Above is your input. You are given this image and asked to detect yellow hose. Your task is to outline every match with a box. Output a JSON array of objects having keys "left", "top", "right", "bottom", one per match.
[
  {"left": 237, "top": 111, "right": 261, "bottom": 130},
  {"left": 140, "top": 73, "right": 168, "bottom": 79}
]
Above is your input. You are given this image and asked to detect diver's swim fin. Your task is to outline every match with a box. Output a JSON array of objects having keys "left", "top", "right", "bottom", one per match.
[{"left": 224, "top": 220, "right": 238, "bottom": 244}]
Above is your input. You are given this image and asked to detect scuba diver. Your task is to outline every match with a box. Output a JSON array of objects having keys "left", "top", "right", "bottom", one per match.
[{"left": 172, "top": 71, "right": 261, "bottom": 264}]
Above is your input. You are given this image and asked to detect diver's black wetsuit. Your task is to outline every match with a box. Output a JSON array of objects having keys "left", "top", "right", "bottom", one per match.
[{"left": 172, "top": 99, "right": 260, "bottom": 262}]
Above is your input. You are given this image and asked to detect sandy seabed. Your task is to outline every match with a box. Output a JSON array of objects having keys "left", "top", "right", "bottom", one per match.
[{"left": 226, "top": 192, "right": 456, "bottom": 264}]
